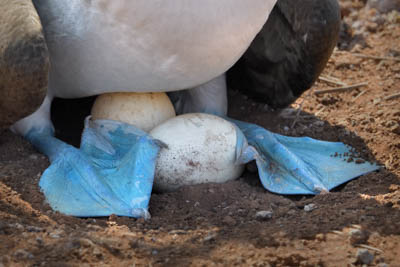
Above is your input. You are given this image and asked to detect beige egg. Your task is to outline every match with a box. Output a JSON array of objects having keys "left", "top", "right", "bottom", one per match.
[
  {"left": 150, "top": 113, "right": 245, "bottom": 192},
  {"left": 91, "top": 92, "right": 176, "bottom": 132}
]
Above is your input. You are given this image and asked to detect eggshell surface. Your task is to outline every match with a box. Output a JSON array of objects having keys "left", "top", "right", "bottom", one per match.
[
  {"left": 91, "top": 92, "right": 176, "bottom": 132},
  {"left": 150, "top": 113, "right": 244, "bottom": 192}
]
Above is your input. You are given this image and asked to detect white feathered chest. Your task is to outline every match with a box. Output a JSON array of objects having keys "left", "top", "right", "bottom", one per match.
[{"left": 35, "top": 0, "right": 276, "bottom": 98}]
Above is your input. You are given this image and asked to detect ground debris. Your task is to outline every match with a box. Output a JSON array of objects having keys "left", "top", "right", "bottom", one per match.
[
  {"left": 355, "top": 248, "right": 374, "bottom": 265},
  {"left": 1, "top": 0, "right": 400, "bottom": 266}
]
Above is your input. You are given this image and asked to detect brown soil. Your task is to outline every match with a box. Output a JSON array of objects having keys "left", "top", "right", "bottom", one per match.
[{"left": 1, "top": 1, "right": 400, "bottom": 266}]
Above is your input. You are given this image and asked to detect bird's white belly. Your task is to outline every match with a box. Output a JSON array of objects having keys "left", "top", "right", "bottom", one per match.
[{"left": 43, "top": 0, "right": 276, "bottom": 98}]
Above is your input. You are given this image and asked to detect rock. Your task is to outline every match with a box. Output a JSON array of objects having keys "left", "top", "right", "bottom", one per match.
[
  {"left": 255, "top": 210, "right": 273, "bottom": 221},
  {"left": 92, "top": 247, "right": 103, "bottom": 258},
  {"left": 367, "top": 0, "right": 400, "bottom": 13},
  {"left": 168, "top": 230, "right": 187, "bottom": 236},
  {"left": 26, "top": 225, "right": 43, "bottom": 232},
  {"left": 29, "top": 154, "right": 39, "bottom": 160},
  {"left": 348, "top": 229, "right": 369, "bottom": 245},
  {"left": 0, "top": 0, "right": 49, "bottom": 128},
  {"left": 356, "top": 248, "right": 374, "bottom": 265},
  {"left": 315, "top": 233, "right": 326, "bottom": 242},
  {"left": 10, "top": 223, "right": 24, "bottom": 231},
  {"left": 49, "top": 229, "right": 64, "bottom": 239},
  {"left": 203, "top": 232, "right": 217, "bottom": 242},
  {"left": 366, "top": 21, "right": 378, "bottom": 32},
  {"left": 49, "top": 233, "right": 60, "bottom": 239},
  {"left": 304, "top": 204, "right": 317, "bottom": 212},
  {"left": 77, "top": 238, "right": 95, "bottom": 248}
]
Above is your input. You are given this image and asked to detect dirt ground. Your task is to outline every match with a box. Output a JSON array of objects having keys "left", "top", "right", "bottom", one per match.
[{"left": 1, "top": 1, "right": 400, "bottom": 266}]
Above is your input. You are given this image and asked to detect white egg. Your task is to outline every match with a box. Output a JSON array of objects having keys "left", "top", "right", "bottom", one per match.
[
  {"left": 149, "top": 113, "right": 245, "bottom": 192},
  {"left": 91, "top": 92, "right": 176, "bottom": 132}
]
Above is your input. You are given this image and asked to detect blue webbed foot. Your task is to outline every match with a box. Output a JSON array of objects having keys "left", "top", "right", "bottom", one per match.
[
  {"left": 231, "top": 119, "right": 380, "bottom": 195},
  {"left": 25, "top": 112, "right": 379, "bottom": 218},
  {"left": 26, "top": 118, "right": 160, "bottom": 218}
]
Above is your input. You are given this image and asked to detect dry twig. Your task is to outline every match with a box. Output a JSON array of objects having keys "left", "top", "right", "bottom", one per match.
[
  {"left": 384, "top": 92, "right": 400, "bottom": 101},
  {"left": 352, "top": 90, "right": 367, "bottom": 101},
  {"left": 331, "top": 230, "right": 344, "bottom": 235},
  {"left": 334, "top": 51, "right": 400, "bottom": 62},
  {"left": 318, "top": 76, "right": 347, "bottom": 86},
  {"left": 352, "top": 53, "right": 400, "bottom": 62},
  {"left": 314, "top": 82, "right": 368, "bottom": 95},
  {"left": 356, "top": 244, "right": 384, "bottom": 254},
  {"left": 291, "top": 89, "right": 313, "bottom": 129},
  {"left": 314, "top": 107, "right": 326, "bottom": 117}
]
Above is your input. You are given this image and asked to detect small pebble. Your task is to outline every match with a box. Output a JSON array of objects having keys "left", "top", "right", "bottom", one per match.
[
  {"left": 29, "top": 154, "right": 38, "bottom": 160},
  {"left": 349, "top": 229, "right": 369, "bottom": 245},
  {"left": 304, "top": 204, "right": 317, "bottom": 212},
  {"left": 21, "top": 232, "right": 29, "bottom": 238},
  {"left": 356, "top": 248, "right": 374, "bottom": 265},
  {"left": 169, "top": 229, "right": 186, "bottom": 235},
  {"left": 78, "top": 238, "right": 95, "bottom": 248},
  {"left": 352, "top": 21, "right": 363, "bottom": 30},
  {"left": 49, "top": 230, "right": 64, "bottom": 239},
  {"left": 26, "top": 226, "right": 43, "bottom": 232},
  {"left": 203, "top": 233, "right": 217, "bottom": 242},
  {"left": 10, "top": 223, "right": 24, "bottom": 231},
  {"left": 50, "top": 233, "right": 60, "bottom": 239},
  {"left": 93, "top": 247, "right": 103, "bottom": 258},
  {"left": 255, "top": 210, "right": 273, "bottom": 221},
  {"left": 315, "top": 233, "right": 326, "bottom": 242},
  {"left": 313, "top": 121, "right": 325, "bottom": 127}
]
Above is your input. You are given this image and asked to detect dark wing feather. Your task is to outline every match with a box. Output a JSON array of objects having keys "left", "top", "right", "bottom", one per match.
[{"left": 227, "top": 0, "right": 341, "bottom": 108}]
